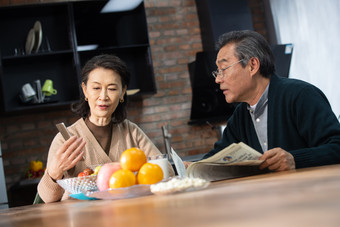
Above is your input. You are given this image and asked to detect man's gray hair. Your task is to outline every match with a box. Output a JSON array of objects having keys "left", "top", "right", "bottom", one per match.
[{"left": 216, "top": 30, "right": 275, "bottom": 78}]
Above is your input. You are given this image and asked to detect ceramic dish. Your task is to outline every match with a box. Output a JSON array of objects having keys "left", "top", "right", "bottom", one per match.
[
  {"left": 25, "top": 28, "right": 35, "bottom": 54},
  {"left": 33, "top": 21, "right": 42, "bottom": 53}
]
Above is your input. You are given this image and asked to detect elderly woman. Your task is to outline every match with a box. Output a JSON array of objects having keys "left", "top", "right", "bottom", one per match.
[{"left": 38, "top": 54, "right": 174, "bottom": 203}]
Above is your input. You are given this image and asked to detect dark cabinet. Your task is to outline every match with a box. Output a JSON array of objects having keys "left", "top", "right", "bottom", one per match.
[{"left": 0, "top": 1, "right": 156, "bottom": 115}]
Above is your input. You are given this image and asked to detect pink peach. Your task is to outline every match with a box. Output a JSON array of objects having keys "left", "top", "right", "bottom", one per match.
[{"left": 96, "top": 163, "right": 121, "bottom": 191}]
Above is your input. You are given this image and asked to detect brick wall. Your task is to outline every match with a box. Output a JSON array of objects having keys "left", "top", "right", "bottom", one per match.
[{"left": 0, "top": 0, "right": 267, "bottom": 191}]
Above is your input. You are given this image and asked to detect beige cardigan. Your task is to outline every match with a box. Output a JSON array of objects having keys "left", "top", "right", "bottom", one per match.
[{"left": 38, "top": 118, "right": 174, "bottom": 203}]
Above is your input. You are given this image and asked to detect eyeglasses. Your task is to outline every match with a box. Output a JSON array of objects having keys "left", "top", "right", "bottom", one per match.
[{"left": 212, "top": 59, "right": 244, "bottom": 79}]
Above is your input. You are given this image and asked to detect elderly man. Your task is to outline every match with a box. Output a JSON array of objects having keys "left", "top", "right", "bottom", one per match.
[{"left": 203, "top": 30, "right": 340, "bottom": 171}]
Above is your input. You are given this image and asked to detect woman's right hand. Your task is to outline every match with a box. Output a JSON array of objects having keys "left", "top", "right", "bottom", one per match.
[{"left": 47, "top": 136, "right": 86, "bottom": 181}]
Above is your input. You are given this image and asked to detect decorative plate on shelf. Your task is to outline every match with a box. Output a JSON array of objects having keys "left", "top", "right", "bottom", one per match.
[
  {"left": 25, "top": 28, "right": 35, "bottom": 55},
  {"left": 32, "top": 21, "right": 42, "bottom": 53}
]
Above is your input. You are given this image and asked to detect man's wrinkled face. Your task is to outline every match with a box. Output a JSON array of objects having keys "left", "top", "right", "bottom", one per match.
[{"left": 215, "top": 43, "right": 252, "bottom": 103}]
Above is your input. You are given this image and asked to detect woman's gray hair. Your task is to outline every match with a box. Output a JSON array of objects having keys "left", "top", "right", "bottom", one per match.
[{"left": 216, "top": 30, "right": 275, "bottom": 78}]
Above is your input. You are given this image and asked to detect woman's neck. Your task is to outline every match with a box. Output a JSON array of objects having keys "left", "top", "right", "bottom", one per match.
[{"left": 88, "top": 115, "right": 111, "bottom": 126}]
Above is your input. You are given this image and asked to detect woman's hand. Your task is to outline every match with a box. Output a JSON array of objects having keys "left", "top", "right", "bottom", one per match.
[
  {"left": 259, "top": 147, "right": 295, "bottom": 171},
  {"left": 47, "top": 136, "right": 86, "bottom": 181}
]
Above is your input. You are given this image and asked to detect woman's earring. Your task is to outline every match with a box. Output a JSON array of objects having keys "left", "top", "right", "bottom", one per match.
[
  {"left": 85, "top": 97, "right": 88, "bottom": 101},
  {"left": 120, "top": 98, "right": 124, "bottom": 103}
]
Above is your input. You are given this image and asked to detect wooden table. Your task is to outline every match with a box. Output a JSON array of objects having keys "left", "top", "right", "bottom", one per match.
[{"left": 1, "top": 164, "right": 340, "bottom": 227}]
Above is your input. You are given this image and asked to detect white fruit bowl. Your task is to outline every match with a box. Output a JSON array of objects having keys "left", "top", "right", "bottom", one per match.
[{"left": 57, "top": 175, "right": 98, "bottom": 194}]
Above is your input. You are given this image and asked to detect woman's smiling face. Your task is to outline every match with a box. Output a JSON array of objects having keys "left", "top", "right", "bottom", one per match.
[{"left": 82, "top": 67, "right": 126, "bottom": 121}]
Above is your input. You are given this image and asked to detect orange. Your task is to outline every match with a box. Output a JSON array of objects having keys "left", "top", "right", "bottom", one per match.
[
  {"left": 137, "top": 163, "right": 163, "bottom": 185},
  {"left": 109, "top": 169, "right": 136, "bottom": 189},
  {"left": 120, "top": 147, "right": 147, "bottom": 172}
]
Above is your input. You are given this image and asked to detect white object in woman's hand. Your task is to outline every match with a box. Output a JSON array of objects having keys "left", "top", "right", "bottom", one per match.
[{"left": 48, "top": 136, "right": 86, "bottom": 181}]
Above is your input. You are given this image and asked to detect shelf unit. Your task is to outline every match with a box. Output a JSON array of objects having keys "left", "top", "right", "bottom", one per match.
[{"left": 0, "top": 1, "right": 156, "bottom": 115}]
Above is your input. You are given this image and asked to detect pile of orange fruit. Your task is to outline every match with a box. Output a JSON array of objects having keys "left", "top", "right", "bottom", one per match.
[{"left": 109, "top": 147, "right": 164, "bottom": 189}]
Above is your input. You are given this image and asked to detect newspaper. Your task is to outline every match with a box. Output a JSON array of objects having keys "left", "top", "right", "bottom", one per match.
[
  {"left": 198, "top": 142, "right": 263, "bottom": 165},
  {"left": 185, "top": 142, "right": 266, "bottom": 181}
]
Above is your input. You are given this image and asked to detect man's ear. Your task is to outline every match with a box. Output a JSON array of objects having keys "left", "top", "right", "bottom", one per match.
[{"left": 249, "top": 57, "right": 260, "bottom": 76}]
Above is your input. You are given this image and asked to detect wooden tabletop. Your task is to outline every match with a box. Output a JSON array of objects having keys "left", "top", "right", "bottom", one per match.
[{"left": 1, "top": 164, "right": 340, "bottom": 227}]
